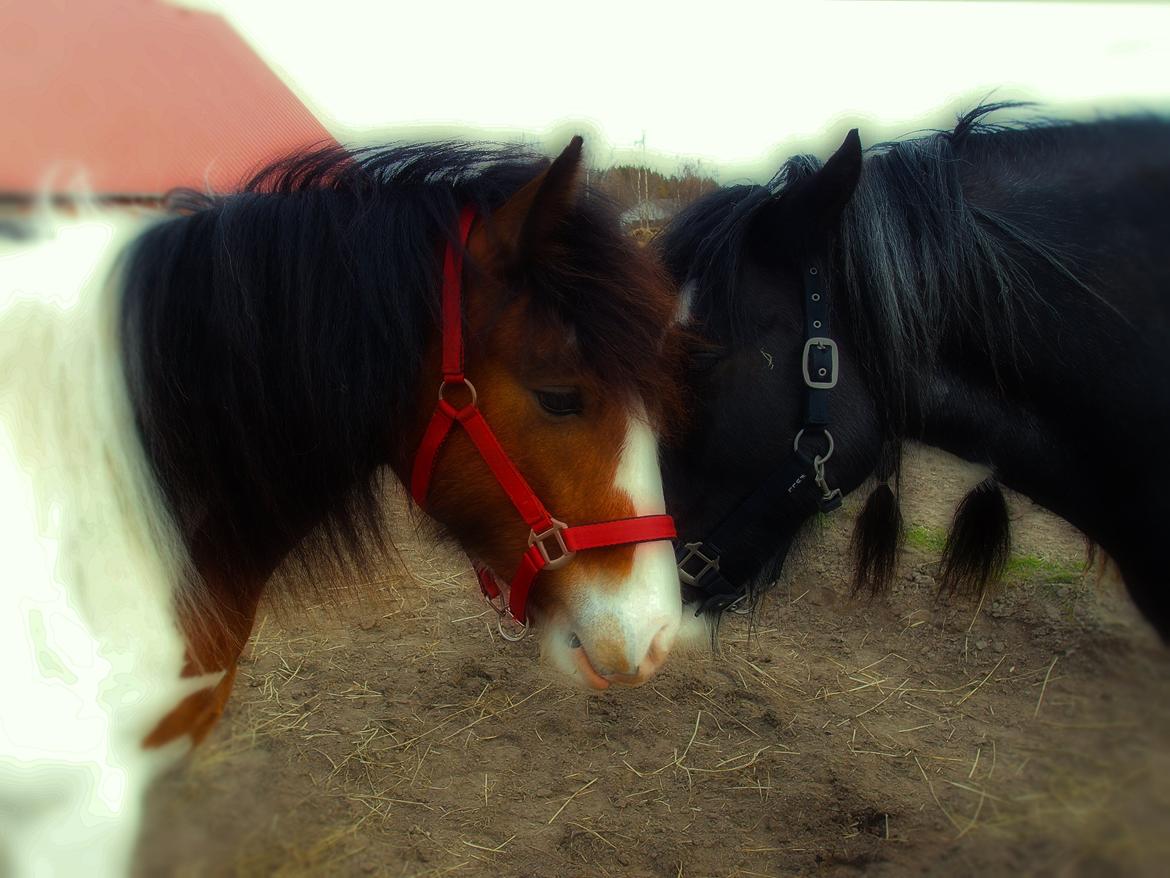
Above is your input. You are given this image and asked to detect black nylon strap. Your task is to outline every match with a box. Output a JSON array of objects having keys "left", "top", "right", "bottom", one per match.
[
  {"left": 707, "top": 451, "right": 819, "bottom": 549},
  {"left": 679, "top": 449, "right": 824, "bottom": 611},
  {"left": 679, "top": 256, "right": 842, "bottom": 612},
  {"left": 803, "top": 265, "right": 835, "bottom": 426}
]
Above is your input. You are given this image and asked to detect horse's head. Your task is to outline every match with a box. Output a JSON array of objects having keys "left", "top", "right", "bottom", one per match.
[
  {"left": 660, "top": 130, "right": 886, "bottom": 611},
  {"left": 413, "top": 138, "right": 686, "bottom": 688}
]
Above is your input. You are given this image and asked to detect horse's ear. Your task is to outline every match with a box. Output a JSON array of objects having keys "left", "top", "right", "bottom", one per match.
[
  {"left": 483, "top": 135, "right": 584, "bottom": 264},
  {"left": 755, "top": 128, "right": 863, "bottom": 251},
  {"left": 807, "top": 128, "right": 863, "bottom": 231}
]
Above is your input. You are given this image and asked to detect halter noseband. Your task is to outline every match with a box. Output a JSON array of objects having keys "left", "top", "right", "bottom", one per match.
[
  {"left": 677, "top": 257, "right": 843, "bottom": 615},
  {"left": 411, "top": 207, "right": 678, "bottom": 639}
]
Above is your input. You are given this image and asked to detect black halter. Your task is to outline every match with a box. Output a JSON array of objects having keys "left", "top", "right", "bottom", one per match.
[{"left": 677, "top": 258, "right": 843, "bottom": 614}]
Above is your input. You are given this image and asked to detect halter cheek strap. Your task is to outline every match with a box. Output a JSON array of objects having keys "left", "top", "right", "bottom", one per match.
[
  {"left": 411, "top": 207, "right": 677, "bottom": 633},
  {"left": 677, "top": 259, "right": 843, "bottom": 615}
]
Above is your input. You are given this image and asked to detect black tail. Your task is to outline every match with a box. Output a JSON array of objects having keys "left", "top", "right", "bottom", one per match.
[
  {"left": 851, "top": 482, "right": 904, "bottom": 596},
  {"left": 938, "top": 479, "right": 1011, "bottom": 596}
]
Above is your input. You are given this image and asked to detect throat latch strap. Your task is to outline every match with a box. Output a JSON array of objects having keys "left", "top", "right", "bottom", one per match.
[{"left": 411, "top": 207, "right": 677, "bottom": 629}]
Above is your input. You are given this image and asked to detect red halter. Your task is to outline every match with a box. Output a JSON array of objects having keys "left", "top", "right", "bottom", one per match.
[{"left": 410, "top": 207, "right": 677, "bottom": 634}]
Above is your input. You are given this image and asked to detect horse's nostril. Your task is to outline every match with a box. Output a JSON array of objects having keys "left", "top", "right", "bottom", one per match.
[
  {"left": 647, "top": 622, "right": 673, "bottom": 664},
  {"left": 569, "top": 633, "right": 581, "bottom": 649}
]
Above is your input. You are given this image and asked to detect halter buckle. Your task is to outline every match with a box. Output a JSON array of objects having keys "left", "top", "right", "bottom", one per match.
[
  {"left": 677, "top": 541, "right": 721, "bottom": 586},
  {"left": 529, "top": 518, "right": 575, "bottom": 570},
  {"left": 802, "top": 338, "right": 838, "bottom": 390}
]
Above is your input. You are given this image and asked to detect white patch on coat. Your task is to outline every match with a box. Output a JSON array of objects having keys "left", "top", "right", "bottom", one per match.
[{"left": 0, "top": 213, "right": 191, "bottom": 877}]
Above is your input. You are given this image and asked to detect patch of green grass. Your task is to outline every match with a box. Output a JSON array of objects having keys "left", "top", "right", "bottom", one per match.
[
  {"left": 905, "top": 524, "right": 947, "bottom": 553},
  {"left": 1006, "top": 553, "right": 1083, "bottom": 585},
  {"left": 904, "top": 523, "right": 1083, "bottom": 585}
]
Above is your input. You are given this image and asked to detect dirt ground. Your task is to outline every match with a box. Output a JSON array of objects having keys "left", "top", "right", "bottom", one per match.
[{"left": 135, "top": 445, "right": 1170, "bottom": 878}]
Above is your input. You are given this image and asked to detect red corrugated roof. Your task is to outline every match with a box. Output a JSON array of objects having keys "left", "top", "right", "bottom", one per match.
[{"left": 1, "top": 0, "right": 337, "bottom": 195}]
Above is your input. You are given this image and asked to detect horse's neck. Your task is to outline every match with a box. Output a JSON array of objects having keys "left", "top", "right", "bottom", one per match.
[
  {"left": 885, "top": 122, "right": 1170, "bottom": 553},
  {"left": 910, "top": 364, "right": 1090, "bottom": 520},
  {"left": 906, "top": 267, "right": 1170, "bottom": 558}
]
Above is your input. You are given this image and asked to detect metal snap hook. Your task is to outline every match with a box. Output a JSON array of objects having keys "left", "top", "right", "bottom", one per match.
[
  {"left": 482, "top": 582, "right": 530, "bottom": 641},
  {"left": 483, "top": 588, "right": 508, "bottom": 617}
]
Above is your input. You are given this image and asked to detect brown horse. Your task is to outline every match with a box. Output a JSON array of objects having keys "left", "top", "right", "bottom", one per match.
[{"left": 0, "top": 137, "right": 684, "bottom": 874}]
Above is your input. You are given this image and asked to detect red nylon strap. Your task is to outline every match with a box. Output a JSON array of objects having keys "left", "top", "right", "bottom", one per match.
[
  {"left": 456, "top": 406, "right": 553, "bottom": 530},
  {"left": 411, "top": 400, "right": 556, "bottom": 530},
  {"left": 441, "top": 207, "right": 476, "bottom": 381},
  {"left": 410, "top": 400, "right": 457, "bottom": 505},
  {"left": 563, "top": 516, "right": 677, "bottom": 552},
  {"left": 411, "top": 207, "right": 678, "bottom": 627},
  {"left": 474, "top": 561, "right": 501, "bottom": 600},
  {"left": 508, "top": 547, "right": 547, "bottom": 623}
]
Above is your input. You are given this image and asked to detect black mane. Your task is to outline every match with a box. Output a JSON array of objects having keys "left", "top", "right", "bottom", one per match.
[
  {"left": 660, "top": 103, "right": 1124, "bottom": 431},
  {"left": 119, "top": 141, "right": 670, "bottom": 589}
]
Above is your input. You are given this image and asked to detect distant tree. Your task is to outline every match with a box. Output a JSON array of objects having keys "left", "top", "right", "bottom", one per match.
[{"left": 589, "top": 159, "right": 718, "bottom": 234}]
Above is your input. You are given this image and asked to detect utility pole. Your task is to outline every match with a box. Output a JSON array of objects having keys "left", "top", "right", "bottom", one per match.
[{"left": 635, "top": 130, "right": 648, "bottom": 232}]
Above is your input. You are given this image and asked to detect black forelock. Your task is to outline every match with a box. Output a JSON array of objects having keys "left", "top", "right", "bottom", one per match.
[
  {"left": 515, "top": 188, "right": 677, "bottom": 410},
  {"left": 657, "top": 181, "right": 769, "bottom": 336}
]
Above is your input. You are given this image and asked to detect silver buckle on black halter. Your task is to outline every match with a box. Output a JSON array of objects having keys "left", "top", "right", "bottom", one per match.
[
  {"left": 802, "top": 337, "right": 839, "bottom": 389},
  {"left": 678, "top": 541, "right": 721, "bottom": 586}
]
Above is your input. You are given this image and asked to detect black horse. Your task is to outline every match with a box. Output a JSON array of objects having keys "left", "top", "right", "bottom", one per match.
[{"left": 659, "top": 104, "right": 1170, "bottom": 639}]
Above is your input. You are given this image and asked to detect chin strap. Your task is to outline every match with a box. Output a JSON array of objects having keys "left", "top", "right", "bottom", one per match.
[
  {"left": 411, "top": 207, "right": 677, "bottom": 636},
  {"left": 678, "top": 258, "right": 843, "bottom": 614}
]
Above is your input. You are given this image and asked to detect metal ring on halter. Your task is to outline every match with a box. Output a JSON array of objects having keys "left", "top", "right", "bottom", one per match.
[
  {"left": 480, "top": 578, "right": 530, "bottom": 641},
  {"left": 793, "top": 428, "right": 834, "bottom": 465},
  {"left": 438, "top": 377, "right": 477, "bottom": 406},
  {"left": 497, "top": 614, "right": 529, "bottom": 641},
  {"left": 726, "top": 592, "right": 751, "bottom": 615}
]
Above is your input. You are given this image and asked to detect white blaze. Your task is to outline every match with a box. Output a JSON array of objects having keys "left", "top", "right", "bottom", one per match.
[{"left": 544, "top": 403, "right": 683, "bottom": 682}]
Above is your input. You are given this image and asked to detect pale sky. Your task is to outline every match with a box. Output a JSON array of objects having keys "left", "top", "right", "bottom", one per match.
[{"left": 203, "top": 0, "right": 1170, "bottom": 182}]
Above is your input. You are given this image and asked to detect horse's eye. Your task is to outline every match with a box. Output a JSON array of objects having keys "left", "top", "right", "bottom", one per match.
[
  {"left": 687, "top": 348, "right": 725, "bottom": 374},
  {"left": 535, "top": 388, "right": 584, "bottom": 417}
]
